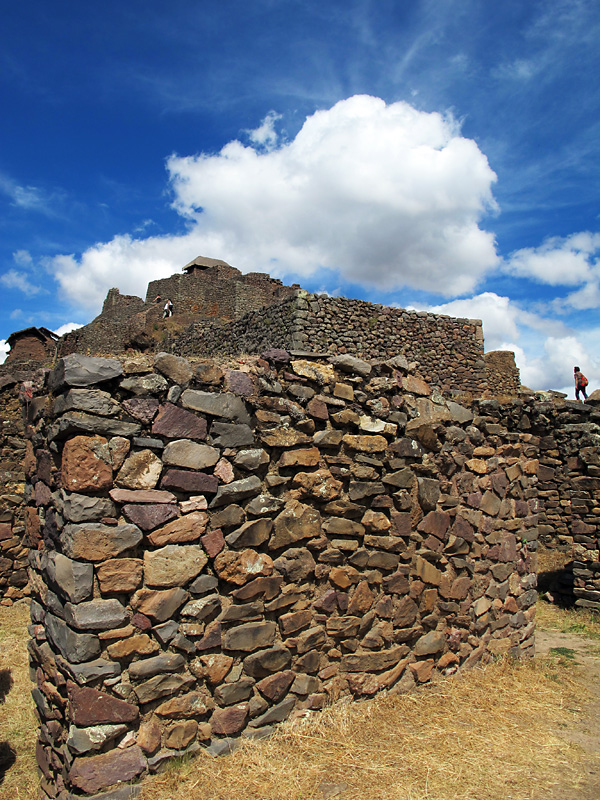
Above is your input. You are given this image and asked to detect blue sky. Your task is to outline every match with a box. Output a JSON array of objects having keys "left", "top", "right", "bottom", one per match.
[{"left": 1, "top": 0, "right": 599, "bottom": 394}]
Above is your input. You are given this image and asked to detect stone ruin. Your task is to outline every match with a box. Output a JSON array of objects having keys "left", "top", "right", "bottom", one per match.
[{"left": 0, "top": 257, "right": 598, "bottom": 798}]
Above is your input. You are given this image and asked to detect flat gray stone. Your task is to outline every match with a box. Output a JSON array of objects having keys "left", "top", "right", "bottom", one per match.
[
  {"left": 329, "top": 354, "right": 372, "bottom": 377},
  {"left": 64, "top": 599, "right": 129, "bottom": 631},
  {"left": 215, "top": 677, "right": 255, "bottom": 705},
  {"left": 134, "top": 673, "right": 194, "bottom": 704},
  {"left": 46, "top": 613, "right": 101, "bottom": 663},
  {"left": 129, "top": 653, "right": 186, "bottom": 681},
  {"left": 60, "top": 490, "right": 116, "bottom": 523},
  {"left": 49, "top": 355, "right": 123, "bottom": 392},
  {"left": 248, "top": 696, "right": 296, "bottom": 727},
  {"left": 48, "top": 552, "right": 94, "bottom": 603},
  {"left": 210, "top": 422, "right": 255, "bottom": 448},
  {"left": 222, "top": 621, "right": 277, "bottom": 652},
  {"left": 120, "top": 374, "right": 169, "bottom": 395},
  {"left": 48, "top": 412, "right": 141, "bottom": 441},
  {"left": 210, "top": 476, "right": 262, "bottom": 508},
  {"left": 163, "top": 440, "right": 220, "bottom": 470},
  {"left": 233, "top": 448, "right": 269, "bottom": 470},
  {"left": 54, "top": 389, "right": 121, "bottom": 417},
  {"left": 55, "top": 655, "right": 122, "bottom": 685},
  {"left": 67, "top": 723, "right": 128, "bottom": 754},
  {"left": 181, "top": 389, "right": 250, "bottom": 423}
]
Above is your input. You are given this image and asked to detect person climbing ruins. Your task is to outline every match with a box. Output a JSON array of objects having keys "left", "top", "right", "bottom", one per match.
[
  {"left": 574, "top": 366, "right": 589, "bottom": 401},
  {"left": 163, "top": 298, "right": 174, "bottom": 318}
]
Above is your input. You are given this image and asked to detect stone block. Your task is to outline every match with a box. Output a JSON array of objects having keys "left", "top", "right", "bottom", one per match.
[
  {"left": 61, "top": 523, "right": 143, "bottom": 562},
  {"left": 144, "top": 545, "right": 208, "bottom": 588}
]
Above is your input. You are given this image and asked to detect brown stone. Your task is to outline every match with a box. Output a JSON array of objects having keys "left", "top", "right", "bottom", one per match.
[
  {"left": 131, "top": 587, "right": 189, "bottom": 622},
  {"left": 409, "top": 659, "right": 434, "bottom": 682},
  {"left": 226, "top": 518, "right": 273, "bottom": 549},
  {"left": 260, "top": 428, "right": 312, "bottom": 447},
  {"left": 109, "top": 487, "right": 177, "bottom": 504},
  {"left": 279, "top": 447, "right": 321, "bottom": 468},
  {"left": 211, "top": 704, "right": 249, "bottom": 736},
  {"left": 361, "top": 509, "right": 391, "bottom": 533},
  {"left": 196, "top": 654, "right": 233, "bottom": 683},
  {"left": 116, "top": 449, "right": 163, "bottom": 490},
  {"left": 348, "top": 581, "right": 375, "bottom": 615},
  {"left": 269, "top": 500, "right": 322, "bottom": 550},
  {"left": 201, "top": 528, "right": 225, "bottom": 557},
  {"left": 393, "top": 596, "right": 418, "bottom": 628},
  {"left": 232, "top": 576, "right": 283, "bottom": 601},
  {"left": 214, "top": 549, "right": 273, "bottom": 586},
  {"left": 122, "top": 503, "right": 179, "bottom": 531},
  {"left": 137, "top": 716, "right": 162, "bottom": 755},
  {"left": 341, "top": 645, "right": 408, "bottom": 673},
  {"left": 144, "top": 545, "right": 207, "bottom": 587},
  {"left": 97, "top": 558, "right": 143, "bottom": 594},
  {"left": 106, "top": 634, "right": 160, "bottom": 659},
  {"left": 69, "top": 746, "right": 146, "bottom": 794},
  {"left": 165, "top": 720, "right": 198, "bottom": 750},
  {"left": 329, "top": 566, "right": 359, "bottom": 589},
  {"left": 256, "top": 670, "right": 295, "bottom": 702},
  {"left": 342, "top": 434, "right": 387, "bottom": 452},
  {"left": 279, "top": 609, "right": 312, "bottom": 635},
  {"left": 155, "top": 691, "right": 214, "bottom": 718},
  {"left": 293, "top": 469, "right": 342, "bottom": 501},
  {"left": 68, "top": 683, "right": 139, "bottom": 726},
  {"left": 222, "top": 621, "right": 277, "bottom": 652},
  {"left": 61, "top": 522, "right": 142, "bottom": 562},
  {"left": 61, "top": 435, "right": 112, "bottom": 492},
  {"left": 415, "top": 556, "right": 442, "bottom": 586}
]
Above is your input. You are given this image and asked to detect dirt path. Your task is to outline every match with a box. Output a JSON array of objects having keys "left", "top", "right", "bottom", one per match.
[{"left": 535, "top": 627, "right": 600, "bottom": 799}]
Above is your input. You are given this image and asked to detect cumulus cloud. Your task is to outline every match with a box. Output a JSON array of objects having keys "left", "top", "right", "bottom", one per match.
[
  {"left": 46, "top": 95, "right": 499, "bottom": 312},
  {"left": 423, "top": 291, "right": 598, "bottom": 393},
  {"left": 506, "top": 231, "right": 600, "bottom": 288},
  {"left": 0, "top": 340, "right": 8, "bottom": 365}
]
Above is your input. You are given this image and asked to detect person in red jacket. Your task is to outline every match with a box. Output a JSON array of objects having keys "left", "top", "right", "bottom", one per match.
[{"left": 574, "top": 366, "right": 589, "bottom": 401}]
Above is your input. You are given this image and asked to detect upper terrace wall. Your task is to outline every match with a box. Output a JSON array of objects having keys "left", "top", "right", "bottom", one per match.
[
  {"left": 174, "top": 292, "right": 488, "bottom": 394},
  {"left": 146, "top": 265, "right": 296, "bottom": 323},
  {"left": 26, "top": 350, "right": 539, "bottom": 798}
]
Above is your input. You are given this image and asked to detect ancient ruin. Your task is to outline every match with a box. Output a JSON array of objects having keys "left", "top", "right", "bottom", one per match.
[{"left": 0, "top": 257, "right": 598, "bottom": 799}]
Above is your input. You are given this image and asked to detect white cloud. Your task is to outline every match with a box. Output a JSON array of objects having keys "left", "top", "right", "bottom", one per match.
[
  {"left": 0, "top": 268, "right": 42, "bottom": 296},
  {"left": 505, "top": 231, "right": 600, "bottom": 287},
  {"left": 423, "top": 291, "right": 599, "bottom": 393},
  {"left": 52, "top": 322, "right": 84, "bottom": 337},
  {"left": 47, "top": 95, "right": 500, "bottom": 311},
  {"left": 0, "top": 340, "right": 8, "bottom": 365},
  {"left": 13, "top": 249, "right": 33, "bottom": 266}
]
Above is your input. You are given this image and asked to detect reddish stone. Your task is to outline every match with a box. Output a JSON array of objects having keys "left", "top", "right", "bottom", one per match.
[
  {"left": 69, "top": 746, "right": 146, "bottom": 794},
  {"left": 131, "top": 614, "right": 153, "bottom": 631},
  {"left": 210, "top": 703, "right": 249, "bottom": 735},
  {"left": 147, "top": 511, "right": 208, "bottom": 546},
  {"left": 0, "top": 523, "right": 11, "bottom": 542},
  {"left": 122, "top": 503, "right": 179, "bottom": 531},
  {"left": 160, "top": 469, "right": 218, "bottom": 494},
  {"left": 214, "top": 549, "right": 273, "bottom": 586},
  {"left": 165, "top": 720, "right": 198, "bottom": 750},
  {"left": 409, "top": 659, "right": 434, "bottom": 683},
  {"left": 152, "top": 402, "right": 207, "bottom": 440},
  {"left": 61, "top": 435, "right": 112, "bottom": 492},
  {"left": 201, "top": 528, "right": 225, "bottom": 557},
  {"left": 68, "top": 683, "right": 139, "bottom": 726},
  {"left": 97, "top": 558, "right": 143, "bottom": 593},
  {"left": 231, "top": 576, "right": 283, "bottom": 601},
  {"left": 417, "top": 511, "right": 450, "bottom": 540},
  {"left": 348, "top": 581, "right": 375, "bottom": 615},
  {"left": 256, "top": 670, "right": 295, "bottom": 702},
  {"left": 122, "top": 397, "right": 160, "bottom": 424},
  {"left": 307, "top": 398, "right": 329, "bottom": 420},
  {"left": 109, "top": 488, "right": 177, "bottom": 504},
  {"left": 137, "top": 716, "right": 161, "bottom": 755},
  {"left": 195, "top": 620, "right": 222, "bottom": 651},
  {"left": 452, "top": 516, "right": 475, "bottom": 542}
]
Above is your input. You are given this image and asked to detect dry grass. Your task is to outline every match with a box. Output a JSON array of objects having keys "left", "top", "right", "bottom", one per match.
[
  {"left": 0, "top": 601, "right": 38, "bottom": 800},
  {"left": 0, "top": 600, "right": 597, "bottom": 800},
  {"left": 536, "top": 599, "right": 600, "bottom": 641},
  {"left": 140, "top": 657, "right": 590, "bottom": 800}
]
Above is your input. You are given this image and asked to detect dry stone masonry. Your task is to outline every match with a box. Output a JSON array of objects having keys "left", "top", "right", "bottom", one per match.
[{"left": 26, "top": 350, "right": 542, "bottom": 798}]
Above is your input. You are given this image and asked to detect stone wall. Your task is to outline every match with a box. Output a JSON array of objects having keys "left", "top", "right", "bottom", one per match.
[
  {"left": 0, "top": 374, "right": 43, "bottom": 604},
  {"left": 174, "top": 292, "right": 487, "bottom": 394},
  {"left": 26, "top": 350, "right": 539, "bottom": 798},
  {"left": 484, "top": 351, "right": 521, "bottom": 397}
]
